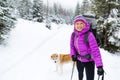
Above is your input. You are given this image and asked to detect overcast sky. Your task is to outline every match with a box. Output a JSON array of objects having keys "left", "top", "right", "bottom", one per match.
[{"left": 43, "top": 0, "right": 83, "bottom": 10}]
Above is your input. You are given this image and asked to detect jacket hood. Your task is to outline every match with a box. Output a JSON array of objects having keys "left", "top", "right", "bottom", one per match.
[{"left": 73, "top": 15, "right": 90, "bottom": 35}]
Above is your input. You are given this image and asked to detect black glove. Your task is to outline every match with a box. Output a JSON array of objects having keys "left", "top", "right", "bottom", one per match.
[
  {"left": 72, "top": 55, "right": 77, "bottom": 61},
  {"left": 97, "top": 66, "right": 104, "bottom": 76}
]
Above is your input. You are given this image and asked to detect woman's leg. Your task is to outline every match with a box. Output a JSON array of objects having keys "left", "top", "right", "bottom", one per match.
[
  {"left": 85, "top": 61, "right": 95, "bottom": 80},
  {"left": 76, "top": 60, "right": 84, "bottom": 80}
]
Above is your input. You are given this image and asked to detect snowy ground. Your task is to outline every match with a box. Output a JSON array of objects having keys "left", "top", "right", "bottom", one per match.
[{"left": 0, "top": 19, "right": 120, "bottom": 80}]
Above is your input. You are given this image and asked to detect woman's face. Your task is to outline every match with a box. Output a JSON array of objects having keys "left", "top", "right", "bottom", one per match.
[{"left": 74, "top": 21, "right": 85, "bottom": 31}]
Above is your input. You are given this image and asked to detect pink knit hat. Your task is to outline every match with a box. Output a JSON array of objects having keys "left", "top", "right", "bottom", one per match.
[
  {"left": 74, "top": 20, "right": 85, "bottom": 24},
  {"left": 73, "top": 15, "right": 87, "bottom": 25}
]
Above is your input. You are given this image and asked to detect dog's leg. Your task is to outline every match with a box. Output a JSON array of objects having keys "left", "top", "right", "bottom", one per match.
[
  {"left": 58, "top": 64, "right": 63, "bottom": 75},
  {"left": 55, "top": 63, "right": 58, "bottom": 72}
]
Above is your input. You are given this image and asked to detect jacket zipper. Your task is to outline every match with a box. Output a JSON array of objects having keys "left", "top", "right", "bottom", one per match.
[{"left": 75, "top": 35, "right": 81, "bottom": 61}]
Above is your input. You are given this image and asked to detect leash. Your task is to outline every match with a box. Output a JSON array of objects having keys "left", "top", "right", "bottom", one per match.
[{"left": 70, "top": 62, "right": 75, "bottom": 80}]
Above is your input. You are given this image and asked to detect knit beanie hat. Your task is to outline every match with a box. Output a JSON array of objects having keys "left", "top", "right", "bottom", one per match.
[
  {"left": 74, "top": 15, "right": 86, "bottom": 25},
  {"left": 74, "top": 20, "right": 85, "bottom": 24}
]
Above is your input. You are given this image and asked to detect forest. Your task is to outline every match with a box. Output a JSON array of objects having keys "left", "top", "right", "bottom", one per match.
[{"left": 0, "top": 0, "right": 120, "bottom": 53}]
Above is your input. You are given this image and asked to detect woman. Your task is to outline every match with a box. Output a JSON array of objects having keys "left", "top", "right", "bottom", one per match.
[{"left": 70, "top": 15, "right": 104, "bottom": 80}]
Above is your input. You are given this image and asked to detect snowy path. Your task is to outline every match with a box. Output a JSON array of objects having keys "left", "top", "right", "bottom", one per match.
[
  {"left": 0, "top": 22, "right": 75, "bottom": 80},
  {"left": 0, "top": 19, "right": 120, "bottom": 80}
]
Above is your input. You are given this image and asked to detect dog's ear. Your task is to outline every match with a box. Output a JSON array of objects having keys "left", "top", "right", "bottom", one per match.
[
  {"left": 51, "top": 54, "right": 54, "bottom": 59},
  {"left": 55, "top": 54, "right": 58, "bottom": 57},
  {"left": 51, "top": 55, "right": 53, "bottom": 58}
]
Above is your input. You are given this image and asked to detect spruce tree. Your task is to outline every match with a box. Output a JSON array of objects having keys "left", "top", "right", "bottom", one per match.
[
  {"left": 74, "top": 2, "right": 80, "bottom": 17},
  {"left": 32, "top": 0, "right": 43, "bottom": 22},
  {"left": 91, "top": 0, "right": 120, "bottom": 53},
  {"left": 0, "top": 0, "right": 16, "bottom": 45},
  {"left": 53, "top": 3, "right": 58, "bottom": 16},
  {"left": 17, "top": 0, "right": 32, "bottom": 20}
]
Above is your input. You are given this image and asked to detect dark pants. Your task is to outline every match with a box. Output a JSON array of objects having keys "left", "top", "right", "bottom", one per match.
[{"left": 76, "top": 60, "right": 95, "bottom": 80}]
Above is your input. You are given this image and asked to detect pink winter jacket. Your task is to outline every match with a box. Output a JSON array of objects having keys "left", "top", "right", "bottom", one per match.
[{"left": 70, "top": 17, "right": 103, "bottom": 67}]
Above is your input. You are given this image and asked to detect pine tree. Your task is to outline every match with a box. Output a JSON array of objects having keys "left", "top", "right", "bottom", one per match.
[
  {"left": 7, "top": 0, "right": 22, "bottom": 18},
  {"left": 0, "top": 0, "right": 16, "bottom": 45},
  {"left": 17, "top": 0, "right": 32, "bottom": 20},
  {"left": 81, "top": 0, "right": 90, "bottom": 14},
  {"left": 74, "top": 2, "right": 80, "bottom": 17},
  {"left": 91, "top": 0, "right": 117, "bottom": 18},
  {"left": 91, "top": 0, "right": 120, "bottom": 53},
  {"left": 32, "top": 0, "right": 43, "bottom": 22},
  {"left": 116, "top": 0, "right": 120, "bottom": 17},
  {"left": 53, "top": 3, "right": 58, "bottom": 16}
]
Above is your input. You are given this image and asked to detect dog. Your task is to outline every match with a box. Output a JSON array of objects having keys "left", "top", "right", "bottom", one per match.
[{"left": 51, "top": 53, "right": 73, "bottom": 74}]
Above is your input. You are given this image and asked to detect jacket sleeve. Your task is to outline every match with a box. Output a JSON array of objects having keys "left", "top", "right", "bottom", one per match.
[
  {"left": 88, "top": 32, "right": 103, "bottom": 67},
  {"left": 70, "top": 32, "right": 77, "bottom": 57}
]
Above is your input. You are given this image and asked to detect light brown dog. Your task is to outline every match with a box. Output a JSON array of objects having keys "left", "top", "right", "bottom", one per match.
[{"left": 51, "top": 53, "right": 73, "bottom": 74}]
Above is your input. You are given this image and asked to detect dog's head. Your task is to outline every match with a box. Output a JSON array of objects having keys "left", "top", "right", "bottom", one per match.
[{"left": 51, "top": 53, "right": 59, "bottom": 63}]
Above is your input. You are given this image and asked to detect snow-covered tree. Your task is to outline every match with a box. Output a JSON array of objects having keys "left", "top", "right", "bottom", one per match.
[
  {"left": 81, "top": 0, "right": 90, "bottom": 14},
  {"left": 17, "top": 0, "right": 32, "bottom": 20},
  {"left": 62, "top": 9, "right": 74, "bottom": 24},
  {"left": 32, "top": 0, "right": 43, "bottom": 22},
  {"left": 91, "top": 0, "right": 120, "bottom": 53},
  {"left": 7, "top": 0, "right": 21, "bottom": 18},
  {"left": 53, "top": 3, "right": 58, "bottom": 16},
  {"left": 106, "top": 19, "right": 120, "bottom": 53},
  {"left": 91, "top": 0, "right": 117, "bottom": 18},
  {"left": 48, "top": 3, "right": 74, "bottom": 24},
  {"left": 74, "top": 2, "right": 81, "bottom": 17},
  {"left": 0, "top": 0, "right": 16, "bottom": 45}
]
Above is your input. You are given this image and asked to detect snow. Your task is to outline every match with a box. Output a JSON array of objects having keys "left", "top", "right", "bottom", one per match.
[{"left": 0, "top": 19, "right": 120, "bottom": 80}]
